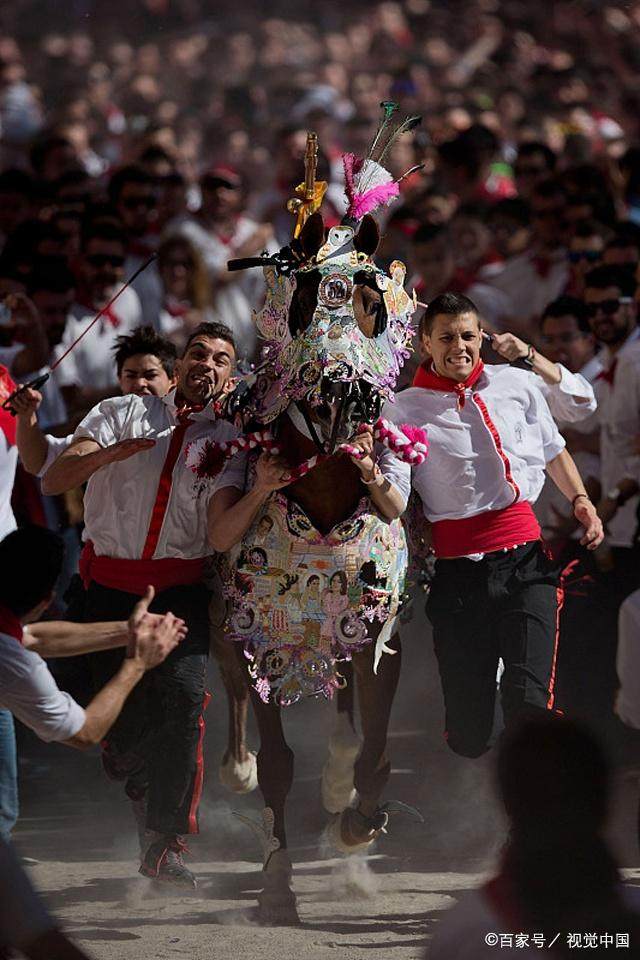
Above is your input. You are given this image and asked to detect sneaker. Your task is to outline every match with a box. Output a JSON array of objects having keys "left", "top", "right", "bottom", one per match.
[{"left": 139, "top": 836, "right": 197, "bottom": 888}]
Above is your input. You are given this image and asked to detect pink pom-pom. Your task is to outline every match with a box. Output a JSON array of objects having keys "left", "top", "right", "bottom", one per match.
[{"left": 399, "top": 423, "right": 428, "bottom": 446}]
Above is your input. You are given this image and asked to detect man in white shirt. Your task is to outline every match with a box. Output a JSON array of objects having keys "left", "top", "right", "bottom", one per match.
[
  {"left": 20, "top": 263, "right": 76, "bottom": 431},
  {"left": 384, "top": 293, "right": 602, "bottom": 758},
  {"left": 108, "top": 165, "right": 163, "bottom": 331},
  {"left": 583, "top": 266, "right": 640, "bottom": 597},
  {"left": 56, "top": 220, "right": 142, "bottom": 418},
  {"left": 528, "top": 296, "right": 602, "bottom": 539},
  {"left": 486, "top": 178, "right": 569, "bottom": 339},
  {"left": 42, "top": 322, "right": 244, "bottom": 887},
  {"left": 172, "top": 167, "right": 276, "bottom": 363},
  {"left": 14, "top": 325, "right": 177, "bottom": 479}
]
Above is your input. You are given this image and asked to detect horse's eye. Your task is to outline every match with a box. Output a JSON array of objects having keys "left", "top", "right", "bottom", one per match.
[{"left": 353, "top": 284, "right": 386, "bottom": 338}]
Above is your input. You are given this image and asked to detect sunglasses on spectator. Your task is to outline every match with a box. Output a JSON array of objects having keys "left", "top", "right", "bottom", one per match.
[
  {"left": 164, "top": 257, "right": 194, "bottom": 269},
  {"left": 585, "top": 297, "right": 633, "bottom": 317},
  {"left": 121, "top": 195, "right": 155, "bottom": 209},
  {"left": 86, "top": 253, "right": 125, "bottom": 268},
  {"left": 568, "top": 250, "right": 601, "bottom": 264},
  {"left": 540, "top": 331, "right": 588, "bottom": 346}
]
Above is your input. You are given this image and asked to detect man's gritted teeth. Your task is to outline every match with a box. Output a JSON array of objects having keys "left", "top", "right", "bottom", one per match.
[{"left": 446, "top": 352, "right": 472, "bottom": 370}]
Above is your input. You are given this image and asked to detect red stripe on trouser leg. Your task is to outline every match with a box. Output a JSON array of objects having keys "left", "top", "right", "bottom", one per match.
[
  {"left": 142, "top": 421, "right": 190, "bottom": 561},
  {"left": 547, "top": 583, "right": 564, "bottom": 710},
  {"left": 187, "top": 690, "right": 211, "bottom": 834}
]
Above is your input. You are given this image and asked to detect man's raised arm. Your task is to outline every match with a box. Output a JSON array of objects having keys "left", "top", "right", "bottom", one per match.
[{"left": 42, "top": 436, "right": 155, "bottom": 495}]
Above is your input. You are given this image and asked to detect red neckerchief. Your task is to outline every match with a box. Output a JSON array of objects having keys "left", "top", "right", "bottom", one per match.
[
  {"left": 0, "top": 365, "right": 17, "bottom": 447},
  {"left": 78, "top": 298, "right": 121, "bottom": 330},
  {"left": 412, "top": 360, "right": 485, "bottom": 409},
  {"left": 0, "top": 603, "right": 23, "bottom": 643},
  {"left": 128, "top": 239, "right": 155, "bottom": 259},
  {"left": 531, "top": 254, "right": 553, "bottom": 278},
  {"left": 596, "top": 358, "right": 618, "bottom": 387},
  {"left": 164, "top": 299, "right": 190, "bottom": 318}
]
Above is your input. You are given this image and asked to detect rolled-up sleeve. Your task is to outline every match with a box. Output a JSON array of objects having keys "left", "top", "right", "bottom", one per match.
[
  {"left": 0, "top": 646, "right": 86, "bottom": 743},
  {"left": 73, "top": 396, "right": 134, "bottom": 447},
  {"left": 537, "top": 366, "right": 596, "bottom": 423},
  {"left": 376, "top": 442, "right": 411, "bottom": 510}
]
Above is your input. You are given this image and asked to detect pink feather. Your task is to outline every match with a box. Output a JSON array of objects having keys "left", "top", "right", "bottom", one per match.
[
  {"left": 348, "top": 182, "right": 400, "bottom": 220},
  {"left": 342, "top": 153, "right": 364, "bottom": 195}
]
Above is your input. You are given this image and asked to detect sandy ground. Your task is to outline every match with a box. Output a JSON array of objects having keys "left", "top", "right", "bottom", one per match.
[{"left": 10, "top": 606, "right": 640, "bottom": 959}]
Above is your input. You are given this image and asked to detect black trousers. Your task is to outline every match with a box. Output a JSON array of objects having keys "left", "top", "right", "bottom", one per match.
[
  {"left": 426, "top": 541, "right": 560, "bottom": 758},
  {"left": 83, "top": 581, "right": 210, "bottom": 836}
]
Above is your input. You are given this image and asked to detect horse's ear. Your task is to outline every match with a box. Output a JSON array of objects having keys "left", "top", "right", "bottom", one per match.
[
  {"left": 298, "top": 212, "right": 325, "bottom": 259},
  {"left": 353, "top": 214, "right": 380, "bottom": 256}
]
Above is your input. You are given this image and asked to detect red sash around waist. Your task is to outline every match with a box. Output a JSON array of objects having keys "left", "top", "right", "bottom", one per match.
[
  {"left": 431, "top": 501, "right": 541, "bottom": 559},
  {"left": 80, "top": 541, "right": 205, "bottom": 595}
]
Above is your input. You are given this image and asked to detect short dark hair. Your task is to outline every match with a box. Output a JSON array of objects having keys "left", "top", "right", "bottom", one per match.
[
  {"left": 81, "top": 219, "right": 127, "bottom": 250},
  {"left": 0, "top": 168, "right": 33, "bottom": 198},
  {"left": 584, "top": 264, "right": 637, "bottom": 298},
  {"left": 0, "top": 526, "right": 64, "bottom": 616},
  {"left": 498, "top": 713, "right": 609, "bottom": 836},
  {"left": 420, "top": 292, "right": 479, "bottom": 336},
  {"left": 541, "top": 296, "right": 591, "bottom": 335},
  {"left": 27, "top": 260, "right": 76, "bottom": 297},
  {"left": 113, "top": 325, "right": 177, "bottom": 377},
  {"left": 412, "top": 223, "right": 447, "bottom": 247},
  {"left": 108, "top": 165, "right": 155, "bottom": 204},
  {"left": 487, "top": 198, "right": 531, "bottom": 227},
  {"left": 182, "top": 322, "right": 237, "bottom": 358},
  {"left": 571, "top": 219, "right": 607, "bottom": 241},
  {"left": 29, "top": 135, "right": 72, "bottom": 177},
  {"left": 516, "top": 141, "right": 557, "bottom": 172}
]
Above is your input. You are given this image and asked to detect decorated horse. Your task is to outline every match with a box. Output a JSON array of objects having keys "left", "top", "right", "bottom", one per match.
[{"left": 189, "top": 113, "right": 427, "bottom": 923}]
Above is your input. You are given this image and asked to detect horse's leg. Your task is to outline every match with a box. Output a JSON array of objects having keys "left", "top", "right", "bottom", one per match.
[
  {"left": 334, "top": 632, "right": 403, "bottom": 849},
  {"left": 210, "top": 624, "right": 257, "bottom": 793},
  {"left": 237, "top": 653, "right": 299, "bottom": 925},
  {"left": 321, "top": 661, "right": 362, "bottom": 813}
]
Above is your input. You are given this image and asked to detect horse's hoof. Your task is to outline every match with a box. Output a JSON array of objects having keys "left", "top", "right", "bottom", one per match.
[
  {"left": 328, "top": 806, "right": 389, "bottom": 855},
  {"left": 257, "top": 850, "right": 300, "bottom": 926},
  {"left": 321, "top": 715, "right": 361, "bottom": 814},
  {"left": 219, "top": 751, "right": 258, "bottom": 794}
]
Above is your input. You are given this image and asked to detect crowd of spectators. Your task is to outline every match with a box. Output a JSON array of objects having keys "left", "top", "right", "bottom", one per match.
[
  {"left": 0, "top": 1, "right": 640, "bottom": 678},
  {"left": 3, "top": 2, "right": 640, "bottom": 951}
]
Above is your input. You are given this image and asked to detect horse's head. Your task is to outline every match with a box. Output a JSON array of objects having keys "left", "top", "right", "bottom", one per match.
[{"left": 241, "top": 212, "right": 415, "bottom": 450}]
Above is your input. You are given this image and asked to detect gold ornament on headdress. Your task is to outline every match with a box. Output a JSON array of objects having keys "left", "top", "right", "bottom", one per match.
[{"left": 286, "top": 132, "right": 328, "bottom": 238}]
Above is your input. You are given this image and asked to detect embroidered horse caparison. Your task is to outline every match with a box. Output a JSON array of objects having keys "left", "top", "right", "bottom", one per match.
[{"left": 223, "top": 212, "right": 418, "bottom": 704}]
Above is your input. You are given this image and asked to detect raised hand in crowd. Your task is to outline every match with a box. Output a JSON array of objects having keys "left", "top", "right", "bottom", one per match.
[{"left": 126, "top": 585, "right": 188, "bottom": 668}]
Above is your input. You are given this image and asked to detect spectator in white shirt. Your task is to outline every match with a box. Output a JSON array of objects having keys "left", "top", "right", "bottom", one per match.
[
  {"left": 57, "top": 220, "right": 142, "bottom": 418},
  {"left": 20, "top": 262, "right": 76, "bottom": 431},
  {"left": 583, "top": 266, "right": 640, "bottom": 597},
  {"left": 108, "top": 165, "right": 163, "bottom": 331},
  {"left": 534, "top": 296, "right": 602, "bottom": 542},
  {"left": 13, "top": 324, "right": 177, "bottom": 478},
  {"left": 486, "top": 178, "right": 569, "bottom": 339},
  {"left": 156, "top": 235, "right": 220, "bottom": 354},
  {"left": 173, "top": 167, "right": 276, "bottom": 364}
]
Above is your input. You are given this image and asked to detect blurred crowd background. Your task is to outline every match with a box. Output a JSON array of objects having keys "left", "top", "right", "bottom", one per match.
[{"left": 3, "top": 0, "right": 640, "bottom": 725}]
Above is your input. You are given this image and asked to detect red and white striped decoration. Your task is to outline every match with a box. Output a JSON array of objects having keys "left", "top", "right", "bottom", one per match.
[{"left": 186, "top": 418, "right": 428, "bottom": 484}]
